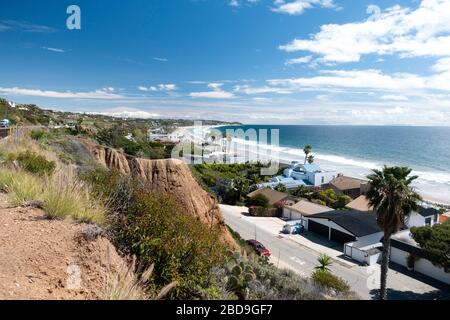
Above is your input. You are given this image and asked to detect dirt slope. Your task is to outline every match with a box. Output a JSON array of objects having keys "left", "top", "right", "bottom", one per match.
[
  {"left": 80, "top": 138, "right": 237, "bottom": 249},
  {"left": 0, "top": 194, "right": 126, "bottom": 300}
]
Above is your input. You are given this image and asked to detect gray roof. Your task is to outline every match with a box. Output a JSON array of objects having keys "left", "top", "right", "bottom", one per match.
[{"left": 309, "top": 210, "right": 381, "bottom": 237}]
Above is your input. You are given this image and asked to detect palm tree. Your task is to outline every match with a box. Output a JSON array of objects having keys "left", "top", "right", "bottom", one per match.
[
  {"left": 303, "top": 145, "right": 312, "bottom": 164},
  {"left": 366, "top": 166, "right": 422, "bottom": 300},
  {"left": 315, "top": 254, "right": 333, "bottom": 272},
  {"left": 307, "top": 155, "right": 315, "bottom": 164}
]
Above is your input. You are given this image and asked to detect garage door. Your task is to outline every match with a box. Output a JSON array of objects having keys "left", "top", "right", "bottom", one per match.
[
  {"left": 308, "top": 220, "right": 329, "bottom": 238},
  {"left": 330, "top": 229, "right": 356, "bottom": 244}
]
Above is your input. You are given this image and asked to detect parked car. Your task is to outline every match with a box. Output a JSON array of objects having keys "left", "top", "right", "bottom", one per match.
[
  {"left": 0, "top": 119, "right": 10, "bottom": 128},
  {"left": 246, "top": 239, "right": 271, "bottom": 257},
  {"left": 281, "top": 220, "right": 303, "bottom": 234}
]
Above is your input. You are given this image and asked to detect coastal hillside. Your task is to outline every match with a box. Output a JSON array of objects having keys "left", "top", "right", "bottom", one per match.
[
  {"left": 0, "top": 194, "right": 128, "bottom": 300},
  {"left": 79, "top": 138, "right": 237, "bottom": 249}
]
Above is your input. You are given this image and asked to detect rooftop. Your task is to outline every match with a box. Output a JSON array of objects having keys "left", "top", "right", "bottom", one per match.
[
  {"left": 309, "top": 209, "right": 381, "bottom": 237},
  {"left": 247, "top": 188, "right": 289, "bottom": 206},
  {"left": 346, "top": 195, "right": 373, "bottom": 212},
  {"left": 328, "top": 175, "right": 368, "bottom": 191},
  {"left": 285, "top": 200, "right": 332, "bottom": 216}
]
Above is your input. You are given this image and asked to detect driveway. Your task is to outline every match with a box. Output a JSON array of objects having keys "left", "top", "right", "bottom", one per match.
[{"left": 220, "top": 204, "right": 450, "bottom": 300}]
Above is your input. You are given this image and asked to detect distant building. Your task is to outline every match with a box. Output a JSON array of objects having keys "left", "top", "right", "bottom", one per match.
[
  {"left": 283, "top": 200, "right": 332, "bottom": 221},
  {"left": 148, "top": 128, "right": 184, "bottom": 143},
  {"left": 247, "top": 188, "right": 293, "bottom": 207},
  {"left": 325, "top": 175, "right": 369, "bottom": 199},
  {"left": 257, "top": 161, "right": 337, "bottom": 190}
]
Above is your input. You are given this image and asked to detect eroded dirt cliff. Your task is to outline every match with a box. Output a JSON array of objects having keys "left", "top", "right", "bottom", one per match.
[{"left": 80, "top": 138, "right": 237, "bottom": 249}]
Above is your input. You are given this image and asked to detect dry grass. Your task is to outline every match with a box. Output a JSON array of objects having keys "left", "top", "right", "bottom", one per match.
[
  {"left": 43, "top": 168, "right": 106, "bottom": 224},
  {"left": 103, "top": 253, "right": 177, "bottom": 300},
  {"left": 0, "top": 133, "right": 106, "bottom": 224},
  {"left": 0, "top": 168, "right": 44, "bottom": 206}
]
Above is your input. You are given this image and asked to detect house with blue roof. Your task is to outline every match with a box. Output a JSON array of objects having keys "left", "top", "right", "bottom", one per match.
[{"left": 258, "top": 161, "right": 338, "bottom": 190}]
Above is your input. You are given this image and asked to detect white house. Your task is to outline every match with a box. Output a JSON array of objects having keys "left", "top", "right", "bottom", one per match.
[
  {"left": 406, "top": 206, "right": 440, "bottom": 228},
  {"left": 390, "top": 230, "right": 450, "bottom": 285},
  {"left": 148, "top": 128, "right": 184, "bottom": 143},
  {"left": 258, "top": 161, "right": 337, "bottom": 190}
]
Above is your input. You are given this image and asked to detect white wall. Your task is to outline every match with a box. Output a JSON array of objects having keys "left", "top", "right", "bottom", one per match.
[
  {"left": 390, "top": 247, "right": 409, "bottom": 267},
  {"left": 406, "top": 214, "right": 425, "bottom": 228},
  {"left": 282, "top": 207, "right": 302, "bottom": 220},
  {"left": 390, "top": 247, "right": 450, "bottom": 285},
  {"left": 415, "top": 259, "right": 450, "bottom": 285}
]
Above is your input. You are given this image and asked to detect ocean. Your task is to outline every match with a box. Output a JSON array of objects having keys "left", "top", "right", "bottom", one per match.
[{"left": 216, "top": 125, "right": 450, "bottom": 204}]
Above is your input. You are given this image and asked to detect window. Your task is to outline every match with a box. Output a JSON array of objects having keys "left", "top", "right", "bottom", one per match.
[
  {"left": 321, "top": 177, "right": 324, "bottom": 184},
  {"left": 425, "top": 217, "right": 432, "bottom": 225}
]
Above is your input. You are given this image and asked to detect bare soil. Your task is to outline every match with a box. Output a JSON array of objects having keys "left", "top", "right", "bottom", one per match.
[{"left": 0, "top": 193, "right": 126, "bottom": 300}]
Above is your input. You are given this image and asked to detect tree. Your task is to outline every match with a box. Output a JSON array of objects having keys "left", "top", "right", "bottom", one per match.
[
  {"left": 411, "top": 221, "right": 450, "bottom": 272},
  {"left": 366, "top": 166, "right": 422, "bottom": 300},
  {"left": 303, "top": 145, "right": 312, "bottom": 164},
  {"left": 334, "top": 195, "right": 352, "bottom": 209},
  {"left": 315, "top": 254, "right": 333, "bottom": 272},
  {"left": 274, "top": 183, "right": 287, "bottom": 193},
  {"left": 246, "top": 194, "right": 270, "bottom": 208},
  {"left": 307, "top": 155, "right": 315, "bottom": 164}
]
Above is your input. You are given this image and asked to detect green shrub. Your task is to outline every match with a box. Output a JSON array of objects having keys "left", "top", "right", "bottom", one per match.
[
  {"left": 102, "top": 177, "right": 226, "bottom": 298},
  {"left": 311, "top": 270, "right": 351, "bottom": 293},
  {"left": 246, "top": 194, "right": 270, "bottom": 208},
  {"left": 0, "top": 168, "right": 44, "bottom": 206},
  {"left": 30, "top": 129, "right": 45, "bottom": 141},
  {"left": 12, "top": 151, "right": 56, "bottom": 176}
]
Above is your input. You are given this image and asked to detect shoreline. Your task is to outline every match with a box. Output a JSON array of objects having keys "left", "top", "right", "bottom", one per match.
[{"left": 178, "top": 125, "right": 450, "bottom": 208}]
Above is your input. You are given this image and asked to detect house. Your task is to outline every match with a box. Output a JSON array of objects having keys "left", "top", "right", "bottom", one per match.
[
  {"left": 148, "top": 128, "right": 184, "bottom": 143},
  {"left": 247, "top": 188, "right": 292, "bottom": 207},
  {"left": 283, "top": 200, "right": 332, "bottom": 221},
  {"left": 390, "top": 230, "right": 450, "bottom": 285},
  {"left": 325, "top": 175, "right": 369, "bottom": 199},
  {"left": 345, "top": 195, "right": 373, "bottom": 212},
  {"left": 304, "top": 210, "right": 383, "bottom": 244},
  {"left": 257, "top": 161, "right": 337, "bottom": 190},
  {"left": 406, "top": 206, "right": 440, "bottom": 228}
]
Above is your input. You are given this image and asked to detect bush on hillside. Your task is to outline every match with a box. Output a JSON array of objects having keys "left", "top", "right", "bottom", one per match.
[
  {"left": 11, "top": 151, "right": 56, "bottom": 176},
  {"left": 30, "top": 129, "right": 45, "bottom": 141},
  {"left": 84, "top": 172, "right": 227, "bottom": 298},
  {"left": 246, "top": 194, "right": 270, "bottom": 208},
  {"left": 311, "top": 270, "right": 351, "bottom": 293}
]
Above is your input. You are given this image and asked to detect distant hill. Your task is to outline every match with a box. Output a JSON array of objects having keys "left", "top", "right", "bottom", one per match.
[{"left": 0, "top": 98, "right": 241, "bottom": 128}]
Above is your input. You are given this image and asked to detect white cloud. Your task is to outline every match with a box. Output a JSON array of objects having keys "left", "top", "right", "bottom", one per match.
[
  {"left": 190, "top": 82, "right": 235, "bottom": 99},
  {"left": 153, "top": 57, "right": 168, "bottom": 62},
  {"left": 380, "top": 94, "right": 409, "bottom": 101},
  {"left": 138, "top": 84, "right": 177, "bottom": 92},
  {"left": 285, "top": 55, "right": 313, "bottom": 65},
  {"left": 0, "top": 87, "right": 123, "bottom": 99},
  {"left": 234, "top": 84, "right": 292, "bottom": 95},
  {"left": 189, "top": 91, "right": 234, "bottom": 99},
  {"left": 268, "top": 68, "right": 450, "bottom": 92},
  {"left": 272, "top": 0, "right": 337, "bottom": 15},
  {"left": 92, "top": 107, "right": 160, "bottom": 119},
  {"left": 279, "top": 0, "right": 450, "bottom": 63},
  {"left": 41, "top": 47, "right": 65, "bottom": 53}
]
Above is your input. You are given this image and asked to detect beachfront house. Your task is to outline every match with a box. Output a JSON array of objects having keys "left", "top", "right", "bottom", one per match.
[
  {"left": 324, "top": 175, "right": 370, "bottom": 199},
  {"left": 148, "top": 128, "right": 184, "bottom": 143},
  {"left": 257, "top": 161, "right": 337, "bottom": 190}
]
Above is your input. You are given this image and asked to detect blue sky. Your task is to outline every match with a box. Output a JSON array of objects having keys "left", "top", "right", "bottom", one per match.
[{"left": 1, "top": 0, "right": 450, "bottom": 125}]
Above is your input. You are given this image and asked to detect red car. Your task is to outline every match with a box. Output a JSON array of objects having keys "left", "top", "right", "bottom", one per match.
[{"left": 247, "top": 239, "right": 271, "bottom": 257}]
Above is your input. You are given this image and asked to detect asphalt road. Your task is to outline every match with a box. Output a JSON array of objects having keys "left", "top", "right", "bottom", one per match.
[{"left": 221, "top": 204, "right": 450, "bottom": 300}]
